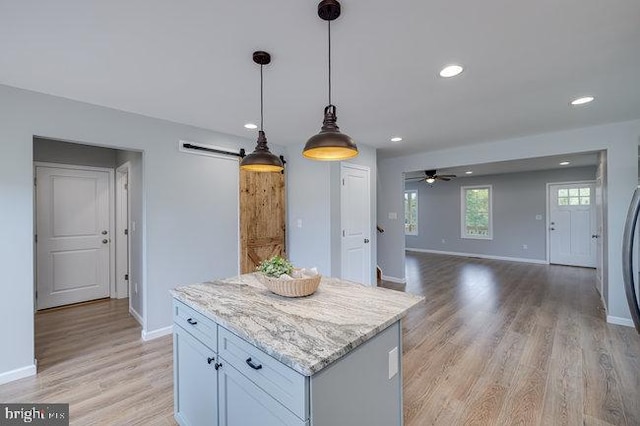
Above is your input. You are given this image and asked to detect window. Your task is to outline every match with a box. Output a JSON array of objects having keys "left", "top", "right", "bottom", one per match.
[
  {"left": 404, "top": 190, "right": 418, "bottom": 235},
  {"left": 461, "top": 185, "right": 492, "bottom": 239},
  {"left": 557, "top": 187, "right": 590, "bottom": 206}
]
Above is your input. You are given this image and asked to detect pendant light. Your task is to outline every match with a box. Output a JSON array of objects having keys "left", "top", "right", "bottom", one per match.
[
  {"left": 240, "top": 51, "right": 284, "bottom": 172},
  {"left": 302, "top": 0, "right": 358, "bottom": 161}
]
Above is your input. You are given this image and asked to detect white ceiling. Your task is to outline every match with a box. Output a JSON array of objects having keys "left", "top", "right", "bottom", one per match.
[
  {"left": 405, "top": 152, "right": 600, "bottom": 180},
  {"left": 1, "top": 0, "right": 639, "bottom": 158}
]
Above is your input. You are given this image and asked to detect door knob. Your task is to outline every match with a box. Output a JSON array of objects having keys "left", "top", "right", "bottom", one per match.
[
  {"left": 102, "top": 239, "right": 109, "bottom": 244},
  {"left": 364, "top": 238, "right": 370, "bottom": 244},
  {"left": 102, "top": 230, "right": 108, "bottom": 235}
]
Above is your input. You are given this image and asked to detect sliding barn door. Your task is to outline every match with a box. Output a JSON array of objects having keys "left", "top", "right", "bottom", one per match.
[{"left": 239, "top": 169, "right": 286, "bottom": 274}]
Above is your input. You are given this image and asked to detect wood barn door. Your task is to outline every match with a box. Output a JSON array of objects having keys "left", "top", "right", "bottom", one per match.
[{"left": 239, "top": 169, "right": 286, "bottom": 274}]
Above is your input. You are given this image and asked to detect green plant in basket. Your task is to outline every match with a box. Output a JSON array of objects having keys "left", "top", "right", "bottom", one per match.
[{"left": 256, "top": 256, "right": 294, "bottom": 278}]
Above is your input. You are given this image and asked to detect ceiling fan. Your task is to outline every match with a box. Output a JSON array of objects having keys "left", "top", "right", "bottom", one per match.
[{"left": 406, "top": 169, "right": 457, "bottom": 184}]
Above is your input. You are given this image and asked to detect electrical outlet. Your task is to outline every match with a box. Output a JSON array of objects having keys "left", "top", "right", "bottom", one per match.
[
  {"left": 441, "top": 239, "right": 446, "bottom": 244},
  {"left": 296, "top": 219, "right": 303, "bottom": 228},
  {"left": 388, "top": 212, "right": 398, "bottom": 220},
  {"left": 134, "top": 282, "right": 138, "bottom": 294},
  {"left": 388, "top": 347, "right": 398, "bottom": 379},
  {"left": 535, "top": 214, "right": 543, "bottom": 221},
  {"left": 522, "top": 244, "right": 528, "bottom": 250}
]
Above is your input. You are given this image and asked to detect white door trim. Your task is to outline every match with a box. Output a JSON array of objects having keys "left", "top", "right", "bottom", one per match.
[
  {"left": 340, "top": 162, "right": 372, "bottom": 285},
  {"left": 116, "top": 162, "right": 131, "bottom": 301},
  {"left": 34, "top": 161, "right": 115, "bottom": 302},
  {"left": 545, "top": 179, "right": 597, "bottom": 265}
]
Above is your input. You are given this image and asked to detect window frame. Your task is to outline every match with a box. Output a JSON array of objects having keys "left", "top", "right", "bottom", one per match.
[
  {"left": 404, "top": 189, "right": 418, "bottom": 236},
  {"left": 460, "top": 184, "right": 493, "bottom": 240}
]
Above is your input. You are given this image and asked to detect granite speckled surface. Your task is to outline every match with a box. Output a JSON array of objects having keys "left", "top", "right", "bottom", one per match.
[{"left": 170, "top": 273, "right": 424, "bottom": 376}]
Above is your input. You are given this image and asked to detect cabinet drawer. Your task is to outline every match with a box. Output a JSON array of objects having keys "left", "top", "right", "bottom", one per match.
[
  {"left": 173, "top": 300, "right": 217, "bottom": 351},
  {"left": 218, "top": 327, "right": 308, "bottom": 420},
  {"left": 219, "top": 362, "right": 308, "bottom": 426}
]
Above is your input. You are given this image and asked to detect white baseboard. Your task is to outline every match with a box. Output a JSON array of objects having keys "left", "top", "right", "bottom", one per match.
[
  {"left": 0, "top": 363, "right": 37, "bottom": 385},
  {"left": 129, "top": 307, "right": 143, "bottom": 326},
  {"left": 381, "top": 275, "right": 406, "bottom": 284},
  {"left": 141, "top": 325, "right": 173, "bottom": 341},
  {"left": 406, "top": 248, "right": 549, "bottom": 265},
  {"left": 607, "top": 315, "right": 635, "bottom": 328}
]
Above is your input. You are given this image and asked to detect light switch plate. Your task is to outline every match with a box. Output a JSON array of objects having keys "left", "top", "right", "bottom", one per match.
[
  {"left": 535, "top": 214, "right": 543, "bottom": 220},
  {"left": 388, "top": 347, "right": 398, "bottom": 379},
  {"left": 388, "top": 212, "right": 398, "bottom": 220}
]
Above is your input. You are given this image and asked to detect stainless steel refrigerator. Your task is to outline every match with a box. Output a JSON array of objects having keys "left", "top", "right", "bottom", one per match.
[{"left": 622, "top": 186, "right": 640, "bottom": 333}]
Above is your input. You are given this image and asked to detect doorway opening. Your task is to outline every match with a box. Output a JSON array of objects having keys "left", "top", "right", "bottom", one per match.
[
  {"left": 32, "top": 136, "right": 144, "bottom": 370},
  {"left": 403, "top": 150, "right": 607, "bottom": 305}
]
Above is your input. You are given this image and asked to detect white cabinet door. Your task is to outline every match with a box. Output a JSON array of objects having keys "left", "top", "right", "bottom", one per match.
[
  {"left": 218, "top": 361, "right": 306, "bottom": 426},
  {"left": 36, "top": 166, "right": 111, "bottom": 309},
  {"left": 174, "top": 326, "right": 218, "bottom": 426}
]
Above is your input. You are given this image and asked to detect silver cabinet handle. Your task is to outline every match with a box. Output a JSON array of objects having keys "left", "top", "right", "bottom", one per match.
[
  {"left": 364, "top": 238, "right": 370, "bottom": 244},
  {"left": 102, "top": 239, "right": 109, "bottom": 244},
  {"left": 102, "top": 230, "right": 108, "bottom": 235}
]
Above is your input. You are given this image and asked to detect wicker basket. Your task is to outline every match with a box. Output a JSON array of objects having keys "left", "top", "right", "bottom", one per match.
[{"left": 257, "top": 272, "right": 321, "bottom": 297}]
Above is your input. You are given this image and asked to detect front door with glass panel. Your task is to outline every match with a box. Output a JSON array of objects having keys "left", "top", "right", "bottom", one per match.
[{"left": 549, "top": 182, "right": 597, "bottom": 267}]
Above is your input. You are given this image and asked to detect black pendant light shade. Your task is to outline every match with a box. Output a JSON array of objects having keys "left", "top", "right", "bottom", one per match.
[
  {"left": 303, "top": 0, "right": 358, "bottom": 161},
  {"left": 241, "top": 130, "right": 283, "bottom": 172},
  {"left": 303, "top": 105, "right": 358, "bottom": 160},
  {"left": 241, "top": 51, "right": 284, "bottom": 172}
]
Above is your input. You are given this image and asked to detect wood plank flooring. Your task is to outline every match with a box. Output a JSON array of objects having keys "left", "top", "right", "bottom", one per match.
[
  {"left": 382, "top": 252, "right": 640, "bottom": 426},
  {"left": 0, "top": 299, "right": 176, "bottom": 425},
  {"left": 0, "top": 252, "right": 638, "bottom": 425}
]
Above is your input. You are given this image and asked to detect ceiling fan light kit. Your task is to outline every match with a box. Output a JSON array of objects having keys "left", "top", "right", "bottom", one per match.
[
  {"left": 240, "top": 51, "right": 284, "bottom": 173},
  {"left": 302, "top": 0, "right": 359, "bottom": 161},
  {"left": 406, "top": 169, "right": 457, "bottom": 185}
]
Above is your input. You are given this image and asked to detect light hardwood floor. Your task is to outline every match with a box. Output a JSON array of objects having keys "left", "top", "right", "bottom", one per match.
[
  {"left": 0, "top": 299, "right": 176, "bottom": 425},
  {"left": 1, "top": 252, "right": 638, "bottom": 425},
  {"left": 382, "top": 252, "right": 640, "bottom": 426}
]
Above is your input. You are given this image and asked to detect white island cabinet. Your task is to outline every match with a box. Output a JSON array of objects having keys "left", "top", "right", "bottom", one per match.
[{"left": 171, "top": 274, "right": 423, "bottom": 426}]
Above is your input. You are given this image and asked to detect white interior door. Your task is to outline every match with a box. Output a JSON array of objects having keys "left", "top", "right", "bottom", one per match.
[
  {"left": 595, "top": 166, "right": 604, "bottom": 294},
  {"left": 36, "top": 165, "right": 111, "bottom": 309},
  {"left": 115, "top": 165, "right": 129, "bottom": 299},
  {"left": 341, "top": 164, "right": 371, "bottom": 285},
  {"left": 549, "top": 182, "right": 597, "bottom": 267}
]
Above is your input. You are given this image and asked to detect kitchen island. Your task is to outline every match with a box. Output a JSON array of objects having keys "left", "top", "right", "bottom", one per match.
[{"left": 170, "top": 273, "right": 423, "bottom": 426}]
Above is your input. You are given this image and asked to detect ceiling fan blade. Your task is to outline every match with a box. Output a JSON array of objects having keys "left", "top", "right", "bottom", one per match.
[
  {"left": 405, "top": 177, "right": 425, "bottom": 181},
  {"left": 439, "top": 174, "right": 457, "bottom": 178},
  {"left": 439, "top": 177, "right": 452, "bottom": 181}
]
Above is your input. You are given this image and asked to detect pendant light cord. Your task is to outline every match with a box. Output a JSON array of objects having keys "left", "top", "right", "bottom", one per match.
[
  {"left": 328, "top": 19, "right": 332, "bottom": 106},
  {"left": 260, "top": 64, "right": 264, "bottom": 131}
]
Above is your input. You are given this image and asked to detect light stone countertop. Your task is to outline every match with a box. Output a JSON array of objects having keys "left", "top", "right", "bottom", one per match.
[{"left": 170, "top": 273, "right": 424, "bottom": 376}]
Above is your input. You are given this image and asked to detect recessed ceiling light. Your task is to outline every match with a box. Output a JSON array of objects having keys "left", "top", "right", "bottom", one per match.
[
  {"left": 559, "top": 161, "right": 570, "bottom": 166},
  {"left": 465, "top": 171, "right": 473, "bottom": 175},
  {"left": 570, "top": 96, "right": 594, "bottom": 106},
  {"left": 390, "top": 137, "right": 403, "bottom": 142},
  {"left": 439, "top": 64, "right": 464, "bottom": 78},
  {"left": 244, "top": 123, "right": 258, "bottom": 130}
]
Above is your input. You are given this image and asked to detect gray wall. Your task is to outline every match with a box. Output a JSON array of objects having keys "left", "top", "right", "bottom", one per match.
[
  {"left": 116, "top": 150, "right": 144, "bottom": 319},
  {"left": 0, "top": 83, "right": 376, "bottom": 382},
  {"left": 377, "top": 119, "right": 640, "bottom": 323},
  {"left": 34, "top": 137, "right": 117, "bottom": 168},
  {"left": 0, "top": 84, "right": 252, "bottom": 380},
  {"left": 405, "top": 166, "right": 596, "bottom": 261}
]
